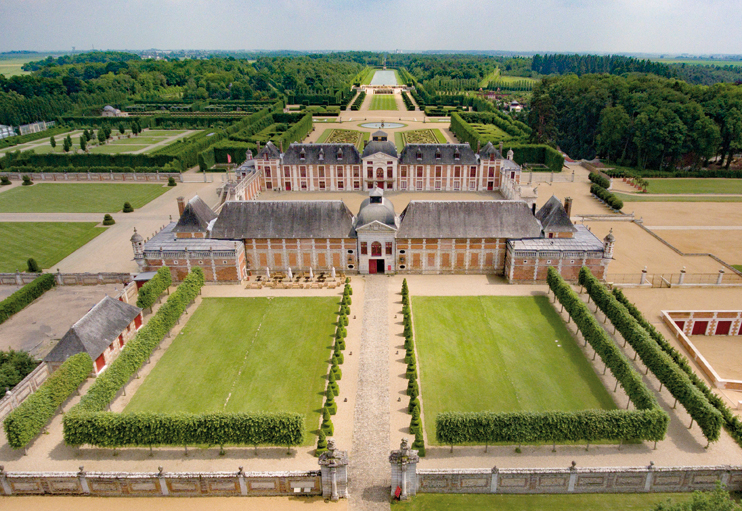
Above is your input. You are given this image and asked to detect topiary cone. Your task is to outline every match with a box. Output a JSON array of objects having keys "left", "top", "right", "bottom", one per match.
[
  {"left": 406, "top": 379, "right": 419, "bottom": 396},
  {"left": 332, "top": 358, "right": 342, "bottom": 380},
  {"left": 325, "top": 389, "right": 337, "bottom": 415},
  {"left": 411, "top": 430, "right": 426, "bottom": 457},
  {"left": 316, "top": 430, "right": 328, "bottom": 456},
  {"left": 408, "top": 397, "right": 420, "bottom": 413},
  {"left": 328, "top": 371, "right": 339, "bottom": 396},
  {"left": 321, "top": 408, "right": 334, "bottom": 436}
]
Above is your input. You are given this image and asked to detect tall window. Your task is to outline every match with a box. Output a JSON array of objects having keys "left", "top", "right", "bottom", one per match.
[
  {"left": 417, "top": 166, "right": 424, "bottom": 178},
  {"left": 470, "top": 167, "right": 477, "bottom": 178},
  {"left": 367, "top": 169, "right": 373, "bottom": 179},
  {"left": 284, "top": 166, "right": 291, "bottom": 178},
  {"left": 361, "top": 242, "right": 368, "bottom": 255},
  {"left": 371, "top": 242, "right": 382, "bottom": 257},
  {"left": 318, "top": 166, "right": 325, "bottom": 177},
  {"left": 265, "top": 168, "right": 271, "bottom": 177},
  {"left": 385, "top": 242, "right": 393, "bottom": 255},
  {"left": 376, "top": 168, "right": 384, "bottom": 179},
  {"left": 337, "top": 166, "right": 344, "bottom": 177},
  {"left": 387, "top": 167, "right": 393, "bottom": 178}
]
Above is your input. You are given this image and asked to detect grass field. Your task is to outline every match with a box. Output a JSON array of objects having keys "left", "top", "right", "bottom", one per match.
[
  {"left": 370, "top": 94, "right": 399, "bottom": 111},
  {"left": 734, "top": 265, "right": 742, "bottom": 272},
  {"left": 0, "top": 54, "right": 59, "bottom": 77},
  {"left": 646, "top": 178, "right": 742, "bottom": 194},
  {"left": 653, "top": 58, "right": 742, "bottom": 67},
  {"left": 360, "top": 67, "right": 376, "bottom": 85},
  {"left": 412, "top": 296, "right": 616, "bottom": 444},
  {"left": 391, "top": 492, "right": 693, "bottom": 511},
  {"left": 0, "top": 183, "right": 170, "bottom": 213},
  {"left": 479, "top": 68, "right": 539, "bottom": 87},
  {"left": 125, "top": 297, "right": 339, "bottom": 444},
  {"left": 0, "top": 222, "right": 105, "bottom": 272},
  {"left": 614, "top": 192, "right": 742, "bottom": 203}
]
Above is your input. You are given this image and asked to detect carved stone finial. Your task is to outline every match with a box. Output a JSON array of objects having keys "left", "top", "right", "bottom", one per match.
[
  {"left": 158, "top": 466, "right": 164, "bottom": 476},
  {"left": 238, "top": 466, "right": 244, "bottom": 476},
  {"left": 400, "top": 437, "right": 410, "bottom": 451}
]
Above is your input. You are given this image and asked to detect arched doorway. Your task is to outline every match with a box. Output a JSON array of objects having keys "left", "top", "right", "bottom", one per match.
[{"left": 369, "top": 241, "right": 385, "bottom": 274}]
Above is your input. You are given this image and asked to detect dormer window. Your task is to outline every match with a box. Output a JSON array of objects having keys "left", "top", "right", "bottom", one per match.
[
  {"left": 337, "top": 148, "right": 343, "bottom": 159},
  {"left": 435, "top": 149, "right": 441, "bottom": 160},
  {"left": 318, "top": 149, "right": 324, "bottom": 161},
  {"left": 416, "top": 149, "right": 422, "bottom": 161},
  {"left": 454, "top": 149, "right": 460, "bottom": 161},
  {"left": 299, "top": 148, "right": 306, "bottom": 161}
]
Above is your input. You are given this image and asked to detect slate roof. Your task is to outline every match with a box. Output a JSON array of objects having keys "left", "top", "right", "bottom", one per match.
[
  {"left": 144, "top": 223, "right": 240, "bottom": 253},
  {"left": 478, "top": 142, "right": 503, "bottom": 159},
  {"left": 44, "top": 296, "right": 141, "bottom": 363},
  {"left": 282, "top": 143, "right": 362, "bottom": 165},
  {"left": 397, "top": 201, "right": 542, "bottom": 239},
  {"left": 211, "top": 201, "right": 356, "bottom": 239},
  {"left": 398, "top": 144, "right": 478, "bottom": 165},
  {"left": 362, "top": 140, "right": 398, "bottom": 158},
  {"left": 536, "top": 196, "right": 577, "bottom": 233},
  {"left": 172, "top": 195, "right": 218, "bottom": 233},
  {"left": 508, "top": 225, "right": 604, "bottom": 253},
  {"left": 256, "top": 141, "right": 281, "bottom": 160}
]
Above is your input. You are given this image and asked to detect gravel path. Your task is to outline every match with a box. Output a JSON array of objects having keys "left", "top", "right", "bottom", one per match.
[{"left": 349, "top": 276, "right": 391, "bottom": 511}]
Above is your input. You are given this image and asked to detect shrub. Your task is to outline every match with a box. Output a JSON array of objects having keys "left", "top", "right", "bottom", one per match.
[
  {"left": 0, "top": 273, "right": 55, "bottom": 324},
  {"left": 405, "top": 362, "right": 417, "bottom": 380},
  {"left": 316, "top": 430, "right": 328, "bottom": 456},
  {"left": 411, "top": 430, "right": 426, "bottom": 457},
  {"left": 332, "top": 358, "right": 342, "bottom": 380},
  {"left": 4, "top": 353, "right": 92, "bottom": 449},
  {"left": 328, "top": 370, "right": 339, "bottom": 396},
  {"left": 410, "top": 407, "right": 421, "bottom": 435},
  {"left": 407, "top": 379, "right": 419, "bottom": 397},
  {"left": 333, "top": 345, "right": 344, "bottom": 365},
  {"left": 404, "top": 348, "right": 415, "bottom": 364},
  {"left": 102, "top": 214, "right": 115, "bottom": 226},
  {"left": 21, "top": 175, "right": 32, "bottom": 186},
  {"left": 409, "top": 397, "right": 420, "bottom": 413},
  {"left": 122, "top": 202, "right": 134, "bottom": 213},
  {"left": 321, "top": 408, "right": 334, "bottom": 436},
  {"left": 0, "top": 350, "right": 39, "bottom": 390},
  {"left": 136, "top": 266, "right": 172, "bottom": 310},
  {"left": 167, "top": 176, "right": 177, "bottom": 186},
  {"left": 26, "top": 258, "right": 40, "bottom": 273},
  {"left": 336, "top": 338, "right": 346, "bottom": 350},
  {"left": 324, "top": 388, "right": 337, "bottom": 415},
  {"left": 0, "top": 176, "right": 10, "bottom": 185},
  {"left": 588, "top": 172, "right": 611, "bottom": 189}
]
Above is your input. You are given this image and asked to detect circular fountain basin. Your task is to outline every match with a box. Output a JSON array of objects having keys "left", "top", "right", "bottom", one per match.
[{"left": 359, "top": 122, "right": 406, "bottom": 129}]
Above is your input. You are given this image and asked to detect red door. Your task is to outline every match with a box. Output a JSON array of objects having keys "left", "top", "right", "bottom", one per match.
[
  {"left": 134, "top": 314, "right": 142, "bottom": 329},
  {"left": 95, "top": 354, "right": 106, "bottom": 373},
  {"left": 119, "top": 335, "right": 125, "bottom": 348},
  {"left": 368, "top": 260, "right": 377, "bottom": 274},
  {"left": 716, "top": 321, "right": 732, "bottom": 335},
  {"left": 692, "top": 321, "right": 708, "bottom": 335},
  {"left": 487, "top": 181, "right": 494, "bottom": 191},
  {"left": 674, "top": 321, "right": 685, "bottom": 331},
  {"left": 285, "top": 182, "right": 291, "bottom": 191}
]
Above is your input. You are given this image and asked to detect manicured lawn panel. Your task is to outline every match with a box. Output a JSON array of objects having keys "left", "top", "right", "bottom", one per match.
[
  {"left": 413, "top": 296, "right": 617, "bottom": 444},
  {"left": 124, "top": 297, "right": 338, "bottom": 445},
  {"left": 0, "top": 222, "right": 105, "bottom": 272},
  {"left": 734, "top": 265, "right": 742, "bottom": 272},
  {"left": 392, "top": 492, "right": 693, "bottom": 511},
  {"left": 370, "top": 95, "right": 399, "bottom": 111},
  {"left": 0, "top": 183, "right": 170, "bottom": 213},
  {"left": 646, "top": 178, "right": 742, "bottom": 195},
  {"left": 614, "top": 192, "right": 742, "bottom": 203}
]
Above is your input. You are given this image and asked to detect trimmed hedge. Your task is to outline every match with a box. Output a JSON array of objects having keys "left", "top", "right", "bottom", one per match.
[
  {"left": 428, "top": 267, "right": 670, "bottom": 446},
  {"left": 612, "top": 288, "right": 742, "bottom": 447},
  {"left": 579, "top": 267, "right": 722, "bottom": 442},
  {"left": 135, "top": 266, "right": 172, "bottom": 310},
  {"left": 1, "top": 166, "right": 168, "bottom": 174},
  {"left": 401, "top": 92, "right": 415, "bottom": 111},
  {"left": 350, "top": 91, "right": 366, "bottom": 111},
  {"left": 3, "top": 353, "right": 92, "bottom": 449},
  {"left": 588, "top": 172, "right": 611, "bottom": 189},
  {"left": 0, "top": 273, "right": 56, "bottom": 325},
  {"left": 590, "top": 183, "right": 624, "bottom": 211},
  {"left": 0, "top": 126, "right": 71, "bottom": 150}
]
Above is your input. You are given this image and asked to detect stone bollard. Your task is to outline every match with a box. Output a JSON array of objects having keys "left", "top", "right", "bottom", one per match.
[
  {"left": 78, "top": 466, "right": 90, "bottom": 494},
  {"left": 318, "top": 439, "right": 349, "bottom": 501},
  {"left": 678, "top": 267, "right": 686, "bottom": 285},
  {"left": 389, "top": 438, "right": 420, "bottom": 500},
  {"left": 640, "top": 266, "right": 648, "bottom": 285},
  {"left": 717, "top": 269, "right": 725, "bottom": 285}
]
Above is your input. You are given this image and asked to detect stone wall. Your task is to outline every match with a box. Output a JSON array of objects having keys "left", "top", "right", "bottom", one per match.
[
  {"left": 0, "top": 468, "right": 322, "bottom": 497},
  {"left": 0, "top": 272, "right": 132, "bottom": 286},
  {"left": 0, "top": 172, "right": 181, "bottom": 182},
  {"left": 0, "top": 363, "right": 51, "bottom": 421},
  {"left": 415, "top": 465, "right": 742, "bottom": 495},
  {"left": 505, "top": 249, "right": 608, "bottom": 283}
]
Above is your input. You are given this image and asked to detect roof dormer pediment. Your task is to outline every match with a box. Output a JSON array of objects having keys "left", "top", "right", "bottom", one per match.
[{"left": 355, "top": 220, "right": 398, "bottom": 233}]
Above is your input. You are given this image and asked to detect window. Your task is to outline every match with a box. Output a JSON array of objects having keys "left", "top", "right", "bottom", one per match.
[
  {"left": 416, "top": 150, "right": 422, "bottom": 161},
  {"left": 318, "top": 166, "right": 325, "bottom": 177},
  {"left": 367, "top": 169, "right": 373, "bottom": 179},
  {"left": 361, "top": 242, "right": 368, "bottom": 255},
  {"left": 266, "top": 182, "right": 273, "bottom": 190},
  {"left": 454, "top": 166, "right": 461, "bottom": 177},
  {"left": 400, "top": 182, "right": 407, "bottom": 190},
  {"left": 319, "top": 181, "right": 326, "bottom": 190},
  {"left": 386, "top": 242, "right": 393, "bottom": 255},
  {"left": 284, "top": 166, "right": 291, "bottom": 178},
  {"left": 435, "top": 166, "right": 442, "bottom": 178},
  {"left": 300, "top": 166, "right": 307, "bottom": 178},
  {"left": 454, "top": 150, "right": 460, "bottom": 161},
  {"left": 265, "top": 168, "right": 271, "bottom": 178},
  {"left": 371, "top": 242, "right": 382, "bottom": 257},
  {"left": 453, "top": 181, "right": 460, "bottom": 190},
  {"left": 347, "top": 249, "right": 354, "bottom": 254},
  {"left": 435, "top": 181, "right": 441, "bottom": 190},
  {"left": 416, "top": 180, "right": 423, "bottom": 190},
  {"left": 337, "top": 166, "right": 344, "bottom": 177},
  {"left": 511, "top": 171, "right": 516, "bottom": 179},
  {"left": 301, "top": 181, "right": 307, "bottom": 190},
  {"left": 387, "top": 167, "right": 393, "bottom": 178},
  {"left": 400, "top": 167, "right": 407, "bottom": 178},
  {"left": 488, "top": 167, "right": 494, "bottom": 177},
  {"left": 435, "top": 149, "right": 441, "bottom": 160},
  {"left": 354, "top": 181, "right": 360, "bottom": 190},
  {"left": 387, "top": 161, "right": 393, "bottom": 165},
  {"left": 338, "top": 181, "right": 344, "bottom": 189},
  {"left": 353, "top": 166, "right": 360, "bottom": 177},
  {"left": 417, "top": 166, "right": 424, "bottom": 178},
  {"left": 299, "top": 149, "right": 306, "bottom": 161},
  {"left": 548, "top": 233, "right": 554, "bottom": 239},
  {"left": 376, "top": 168, "right": 384, "bottom": 179},
  {"left": 470, "top": 167, "right": 477, "bottom": 178}
]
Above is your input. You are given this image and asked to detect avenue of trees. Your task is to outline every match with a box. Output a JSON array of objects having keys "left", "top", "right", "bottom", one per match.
[{"left": 528, "top": 73, "right": 742, "bottom": 170}]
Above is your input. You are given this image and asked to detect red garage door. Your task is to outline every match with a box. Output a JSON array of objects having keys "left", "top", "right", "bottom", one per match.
[
  {"left": 716, "top": 321, "right": 732, "bottom": 335},
  {"left": 95, "top": 354, "right": 106, "bottom": 373},
  {"left": 692, "top": 321, "right": 709, "bottom": 335}
]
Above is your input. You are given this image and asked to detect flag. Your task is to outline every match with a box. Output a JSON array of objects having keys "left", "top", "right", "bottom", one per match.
[{"left": 227, "top": 154, "right": 232, "bottom": 163}]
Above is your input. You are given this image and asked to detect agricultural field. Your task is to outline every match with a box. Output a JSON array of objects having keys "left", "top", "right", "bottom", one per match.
[
  {"left": 393, "top": 492, "right": 694, "bottom": 511},
  {"left": 394, "top": 129, "right": 447, "bottom": 149},
  {"left": 124, "top": 297, "right": 339, "bottom": 444},
  {"left": 646, "top": 178, "right": 742, "bottom": 194},
  {"left": 0, "top": 183, "right": 170, "bottom": 213},
  {"left": 369, "top": 94, "right": 398, "bottom": 111},
  {"left": 412, "top": 295, "right": 616, "bottom": 444},
  {"left": 0, "top": 222, "right": 106, "bottom": 272},
  {"left": 0, "top": 54, "right": 59, "bottom": 77},
  {"left": 652, "top": 58, "right": 742, "bottom": 67},
  {"left": 317, "top": 128, "right": 369, "bottom": 149}
]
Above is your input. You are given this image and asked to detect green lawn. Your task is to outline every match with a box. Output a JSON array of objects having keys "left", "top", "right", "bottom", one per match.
[
  {"left": 392, "top": 492, "right": 693, "bottom": 511},
  {"left": 733, "top": 265, "right": 742, "bottom": 272},
  {"left": 125, "top": 297, "right": 339, "bottom": 445},
  {"left": 646, "top": 178, "right": 742, "bottom": 194},
  {"left": 614, "top": 192, "right": 742, "bottom": 203},
  {"left": 370, "top": 95, "right": 399, "bottom": 111},
  {"left": 0, "top": 183, "right": 170, "bottom": 213},
  {"left": 0, "top": 222, "right": 105, "bottom": 272},
  {"left": 653, "top": 58, "right": 742, "bottom": 66},
  {"left": 412, "top": 296, "right": 616, "bottom": 444}
]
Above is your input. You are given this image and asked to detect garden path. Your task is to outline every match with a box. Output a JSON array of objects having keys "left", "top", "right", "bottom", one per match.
[{"left": 349, "top": 275, "right": 391, "bottom": 511}]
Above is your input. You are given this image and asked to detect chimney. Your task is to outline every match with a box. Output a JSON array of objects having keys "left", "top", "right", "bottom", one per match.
[
  {"left": 177, "top": 196, "right": 186, "bottom": 216},
  {"left": 564, "top": 197, "right": 573, "bottom": 218},
  {"left": 531, "top": 203, "right": 537, "bottom": 215},
  {"left": 476, "top": 140, "right": 480, "bottom": 153},
  {"left": 256, "top": 141, "right": 261, "bottom": 154}
]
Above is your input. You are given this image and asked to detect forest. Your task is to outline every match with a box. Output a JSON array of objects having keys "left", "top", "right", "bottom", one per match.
[{"left": 528, "top": 73, "right": 742, "bottom": 170}]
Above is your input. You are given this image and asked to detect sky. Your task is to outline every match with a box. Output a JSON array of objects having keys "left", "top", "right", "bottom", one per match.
[{"left": 1, "top": 0, "right": 741, "bottom": 55}]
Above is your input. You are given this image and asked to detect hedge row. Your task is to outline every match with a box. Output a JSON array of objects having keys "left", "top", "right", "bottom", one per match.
[
  {"left": 590, "top": 183, "right": 624, "bottom": 211},
  {"left": 579, "top": 267, "right": 722, "bottom": 442},
  {"left": 612, "top": 288, "right": 742, "bottom": 447},
  {"left": 273, "top": 113, "right": 312, "bottom": 151},
  {"left": 350, "top": 92, "right": 366, "bottom": 111},
  {"left": 1, "top": 166, "right": 168, "bottom": 174},
  {"left": 0, "top": 273, "right": 56, "bottom": 325},
  {"left": 3, "top": 353, "right": 93, "bottom": 449},
  {"left": 64, "top": 412, "right": 303, "bottom": 448},
  {"left": 603, "top": 167, "right": 742, "bottom": 179},
  {"left": 402, "top": 279, "right": 425, "bottom": 456},
  {"left": 401, "top": 92, "right": 415, "bottom": 111},
  {"left": 588, "top": 172, "right": 611, "bottom": 189},
  {"left": 1, "top": 152, "right": 177, "bottom": 171},
  {"left": 135, "top": 266, "right": 172, "bottom": 310}
]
